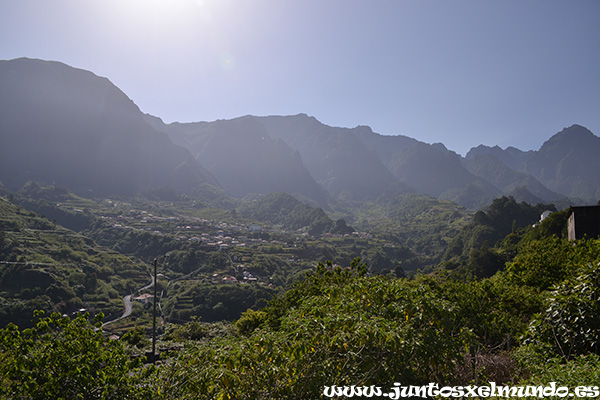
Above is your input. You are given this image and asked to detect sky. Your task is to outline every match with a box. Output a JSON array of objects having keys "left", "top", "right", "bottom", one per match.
[{"left": 1, "top": 0, "right": 599, "bottom": 155}]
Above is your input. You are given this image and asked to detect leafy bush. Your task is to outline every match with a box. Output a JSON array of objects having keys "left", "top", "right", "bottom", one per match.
[
  {"left": 0, "top": 311, "right": 149, "bottom": 399},
  {"left": 507, "top": 237, "right": 600, "bottom": 290},
  {"left": 513, "top": 343, "right": 600, "bottom": 398},
  {"left": 526, "top": 262, "right": 600, "bottom": 359},
  {"left": 156, "top": 262, "right": 475, "bottom": 399},
  {"left": 235, "top": 308, "right": 268, "bottom": 335},
  {"left": 507, "top": 237, "right": 577, "bottom": 290},
  {"left": 428, "top": 272, "right": 543, "bottom": 349}
]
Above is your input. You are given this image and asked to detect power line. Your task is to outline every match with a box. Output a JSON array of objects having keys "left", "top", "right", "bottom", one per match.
[{"left": 0, "top": 260, "right": 85, "bottom": 267}]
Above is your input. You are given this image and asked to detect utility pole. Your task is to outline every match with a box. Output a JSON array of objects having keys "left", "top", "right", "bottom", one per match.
[{"left": 152, "top": 257, "right": 157, "bottom": 364}]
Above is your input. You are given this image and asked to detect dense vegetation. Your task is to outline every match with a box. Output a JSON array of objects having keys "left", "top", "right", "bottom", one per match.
[
  {"left": 2, "top": 182, "right": 600, "bottom": 398},
  {"left": 0, "top": 195, "right": 148, "bottom": 327},
  {"left": 3, "top": 58, "right": 600, "bottom": 398},
  {"left": 2, "top": 234, "right": 600, "bottom": 398},
  {"left": 236, "top": 192, "right": 352, "bottom": 236},
  {"left": 443, "top": 196, "right": 561, "bottom": 278},
  {"left": 1, "top": 183, "right": 474, "bottom": 328}
]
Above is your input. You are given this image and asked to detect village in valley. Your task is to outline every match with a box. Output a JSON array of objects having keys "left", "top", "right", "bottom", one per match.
[{"left": 41, "top": 194, "right": 399, "bottom": 336}]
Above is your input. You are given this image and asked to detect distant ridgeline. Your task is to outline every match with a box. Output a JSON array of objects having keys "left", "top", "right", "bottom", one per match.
[
  {"left": 3, "top": 59, "right": 600, "bottom": 400},
  {"left": 0, "top": 58, "right": 226, "bottom": 204},
  {"left": 0, "top": 58, "right": 598, "bottom": 211}
]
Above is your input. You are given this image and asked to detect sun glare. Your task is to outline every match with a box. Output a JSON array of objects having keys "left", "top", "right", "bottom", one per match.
[
  {"left": 102, "top": 0, "right": 237, "bottom": 59},
  {"left": 108, "top": 0, "right": 225, "bottom": 32},
  {"left": 220, "top": 52, "right": 235, "bottom": 70}
]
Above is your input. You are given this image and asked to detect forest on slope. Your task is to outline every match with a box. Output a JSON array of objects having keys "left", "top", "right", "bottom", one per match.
[
  {"left": 2, "top": 58, "right": 600, "bottom": 398},
  {"left": 2, "top": 217, "right": 600, "bottom": 398},
  {"left": 0, "top": 182, "right": 473, "bottom": 328}
]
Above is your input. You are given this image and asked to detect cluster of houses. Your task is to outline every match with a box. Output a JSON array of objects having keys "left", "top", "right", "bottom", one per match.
[
  {"left": 96, "top": 207, "right": 295, "bottom": 252},
  {"left": 216, "top": 269, "right": 261, "bottom": 285}
]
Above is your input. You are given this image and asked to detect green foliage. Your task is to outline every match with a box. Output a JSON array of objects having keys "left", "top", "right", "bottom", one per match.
[
  {"left": 421, "top": 272, "right": 543, "bottom": 350},
  {"left": 444, "top": 196, "right": 554, "bottom": 276},
  {"left": 121, "top": 326, "right": 151, "bottom": 349},
  {"left": 238, "top": 192, "right": 334, "bottom": 235},
  {"left": 18, "top": 181, "right": 72, "bottom": 202},
  {"left": 513, "top": 344, "right": 600, "bottom": 396},
  {"left": 235, "top": 308, "right": 268, "bottom": 335},
  {"left": 330, "top": 218, "right": 354, "bottom": 234},
  {"left": 526, "top": 261, "right": 600, "bottom": 359},
  {"left": 163, "top": 319, "right": 235, "bottom": 342},
  {"left": 165, "top": 282, "right": 277, "bottom": 323},
  {"left": 357, "top": 193, "right": 470, "bottom": 271},
  {"left": 0, "top": 311, "right": 149, "bottom": 399},
  {"left": 523, "top": 208, "right": 570, "bottom": 241},
  {"left": 156, "top": 262, "right": 474, "bottom": 399},
  {"left": 506, "top": 237, "right": 600, "bottom": 290},
  {"left": 467, "top": 244, "right": 506, "bottom": 278},
  {"left": 0, "top": 197, "right": 148, "bottom": 327},
  {"left": 5, "top": 185, "right": 600, "bottom": 397}
]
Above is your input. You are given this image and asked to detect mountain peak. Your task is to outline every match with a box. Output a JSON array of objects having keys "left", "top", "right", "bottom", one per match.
[
  {"left": 539, "top": 124, "right": 599, "bottom": 153},
  {"left": 0, "top": 57, "right": 224, "bottom": 201},
  {"left": 522, "top": 124, "right": 600, "bottom": 200},
  {"left": 354, "top": 125, "right": 374, "bottom": 134},
  {"left": 1, "top": 57, "right": 142, "bottom": 120},
  {"left": 551, "top": 124, "right": 596, "bottom": 141}
]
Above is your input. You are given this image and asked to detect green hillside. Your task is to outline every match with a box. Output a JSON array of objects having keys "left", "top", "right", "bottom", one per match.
[
  {"left": 3, "top": 232, "right": 600, "bottom": 398},
  {"left": 0, "top": 196, "right": 148, "bottom": 327}
]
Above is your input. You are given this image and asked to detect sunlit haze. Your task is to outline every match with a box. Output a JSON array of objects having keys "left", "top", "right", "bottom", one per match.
[{"left": 1, "top": 0, "right": 599, "bottom": 155}]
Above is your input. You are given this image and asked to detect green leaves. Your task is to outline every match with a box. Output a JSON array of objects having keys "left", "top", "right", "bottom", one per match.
[
  {"left": 0, "top": 311, "right": 148, "bottom": 400},
  {"left": 3, "top": 236, "right": 600, "bottom": 399},
  {"left": 125, "top": 265, "right": 478, "bottom": 399},
  {"left": 527, "top": 262, "right": 600, "bottom": 359},
  {"left": 507, "top": 237, "right": 580, "bottom": 290}
]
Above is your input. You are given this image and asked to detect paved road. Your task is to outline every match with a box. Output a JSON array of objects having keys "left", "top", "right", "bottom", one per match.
[
  {"left": 102, "top": 294, "right": 133, "bottom": 327},
  {"left": 140, "top": 273, "right": 155, "bottom": 291},
  {"left": 121, "top": 295, "right": 133, "bottom": 318},
  {"left": 103, "top": 274, "right": 154, "bottom": 327}
]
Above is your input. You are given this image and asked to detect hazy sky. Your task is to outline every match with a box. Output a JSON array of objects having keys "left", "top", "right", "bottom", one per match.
[{"left": 1, "top": 0, "right": 599, "bottom": 155}]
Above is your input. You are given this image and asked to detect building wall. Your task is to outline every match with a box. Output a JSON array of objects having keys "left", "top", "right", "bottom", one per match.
[
  {"left": 568, "top": 206, "right": 600, "bottom": 240},
  {"left": 568, "top": 212, "right": 577, "bottom": 240}
]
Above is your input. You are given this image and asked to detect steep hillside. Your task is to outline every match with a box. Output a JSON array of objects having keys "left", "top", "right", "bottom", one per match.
[
  {"left": 256, "top": 114, "right": 504, "bottom": 208},
  {"left": 255, "top": 115, "right": 399, "bottom": 201},
  {"left": 2, "top": 59, "right": 597, "bottom": 210},
  {"left": 465, "top": 125, "right": 600, "bottom": 203},
  {"left": 147, "top": 115, "right": 330, "bottom": 207},
  {"left": 0, "top": 196, "right": 148, "bottom": 327},
  {"left": 466, "top": 144, "right": 533, "bottom": 171},
  {"left": 353, "top": 127, "right": 500, "bottom": 208},
  {"left": 463, "top": 154, "right": 569, "bottom": 207},
  {"left": 523, "top": 125, "right": 600, "bottom": 200},
  {"left": 237, "top": 192, "right": 341, "bottom": 236},
  {"left": 443, "top": 196, "right": 556, "bottom": 277},
  {"left": 0, "top": 58, "right": 224, "bottom": 202}
]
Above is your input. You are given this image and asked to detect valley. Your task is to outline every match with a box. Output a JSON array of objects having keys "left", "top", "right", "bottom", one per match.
[
  {"left": 2, "top": 57, "right": 600, "bottom": 397},
  {"left": 1, "top": 183, "right": 473, "bottom": 333}
]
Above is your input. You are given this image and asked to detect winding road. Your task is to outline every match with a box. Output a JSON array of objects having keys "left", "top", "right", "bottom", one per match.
[{"left": 102, "top": 274, "right": 155, "bottom": 327}]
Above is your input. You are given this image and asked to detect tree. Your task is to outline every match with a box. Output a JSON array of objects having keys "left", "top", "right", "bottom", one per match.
[
  {"left": 161, "top": 263, "right": 473, "bottom": 399},
  {"left": 0, "top": 311, "right": 149, "bottom": 399},
  {"left": 527, "top": 262, "right": 600, "bottom": 360}
]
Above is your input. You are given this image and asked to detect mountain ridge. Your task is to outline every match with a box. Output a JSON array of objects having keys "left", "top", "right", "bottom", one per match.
[
  {"left": 0, "top": 58, "right": 226, "bottom": 203},
  {"left": 2, "top": 58, "right": 598, "bottom": 210},
  {"left": 465, "top": 124, "right": 600, "bottom": 203}
]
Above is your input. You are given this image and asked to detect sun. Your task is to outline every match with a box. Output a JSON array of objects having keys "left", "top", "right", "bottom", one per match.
[
  {"left": 96, "top": 0, "right": 243, "bottom": 77},
  {"left": 105, "top": 0, "right": 226, "bottom": 33}
]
